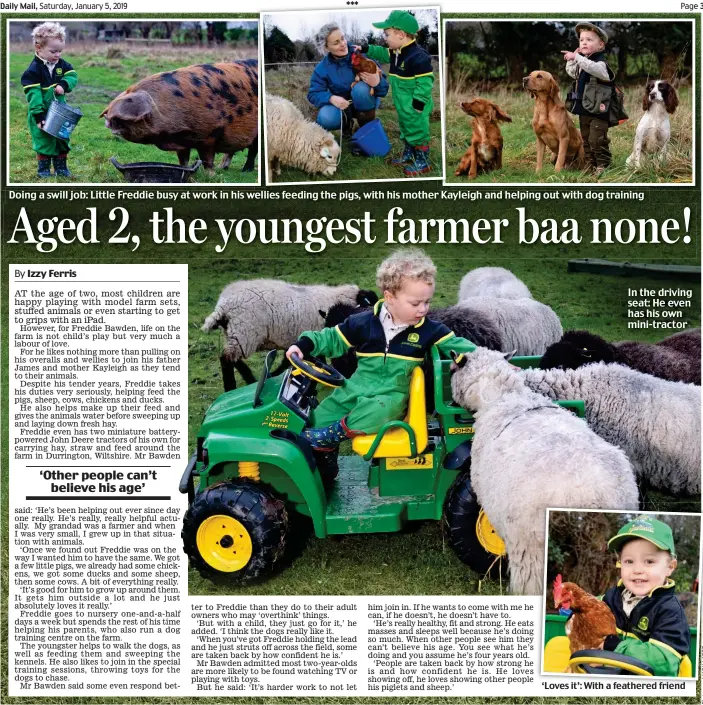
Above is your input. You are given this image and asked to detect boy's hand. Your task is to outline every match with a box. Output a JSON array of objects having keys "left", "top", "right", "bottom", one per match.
[
  {"left": 602, "top": 635, "right": 621, "bottom": 651},
  {"left": 360, "top": 70, "right": 380, "bottom": 87},
  {"left": 54, "top": 85, "right": 65, "bottom": 96},
  {"left": 562, "top": 50, "right": 578, "bottom": 61},
  {"left": 330, "top": 95, "right": 351, "bottom": 110},
  {"left": 350, "top": 44, "right": 362, "bottom": 52},
  {"left": 286, "top": 345, "right": 303, "bottom": 362}
]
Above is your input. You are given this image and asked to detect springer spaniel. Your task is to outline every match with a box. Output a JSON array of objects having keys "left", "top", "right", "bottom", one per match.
[{"left": 626, "top": 80, "right": 679, "bottom": 169}]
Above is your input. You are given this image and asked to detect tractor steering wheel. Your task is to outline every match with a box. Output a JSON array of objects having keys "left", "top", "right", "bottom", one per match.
[
  {"left": 568, "top": 649, "right": 655, "bottom": 676},
  {"left": 289, "top": 352, "right": 345, "bottom": 388}
]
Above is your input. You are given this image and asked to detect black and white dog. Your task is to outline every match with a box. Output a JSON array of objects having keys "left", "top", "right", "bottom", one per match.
[{"left": 626, "top": 79, "right": 679, "bottom": 169}]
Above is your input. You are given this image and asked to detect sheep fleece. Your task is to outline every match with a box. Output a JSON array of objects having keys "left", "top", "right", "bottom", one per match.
[
  {"left": 540, "top": 329, "right": 701, "bottom": 385},
  {"left": 451, "top": 349, "right": 638, "bottom": 595},
  {"left": 454, "top": 297, "right": 562, "bottom": 355},
  {"left": 266, "top": 95, "right": 339, "bottom": 178},
  {"left": 615, "top": 339, "right": 700, "bottom": 385},
  {"left": 458, "top": 267, "right": 533, "bottom": 301},
  {"left": 658, "top": 328, "right": 701, "bottom": 357},
  {"left": 202, "top": 280, "right": 363, "bottom": 361},
  {"left": 522, "top": 363, "right": 701, "bottom": 495}
]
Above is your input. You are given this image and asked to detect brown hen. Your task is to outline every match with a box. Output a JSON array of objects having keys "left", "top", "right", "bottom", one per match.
[
  {"left": 351, "top": 51, "right": 378, "bottom": 95},
  {"left": 553, "top": 574, "right": 617, "bottom": 654}
]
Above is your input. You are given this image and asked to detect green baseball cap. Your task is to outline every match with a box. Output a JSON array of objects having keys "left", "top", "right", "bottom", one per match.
[
  {"left": 372, "top": 10, "right": 419, "bottom": 35},
  {"left": 608, "top": 515, "right": 676, "bottom": 557}
]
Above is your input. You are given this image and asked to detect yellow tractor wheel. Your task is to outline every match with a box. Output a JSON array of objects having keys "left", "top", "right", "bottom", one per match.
[
  {"left": 444, "top": 472, "right": 508, "bottom": 578},
  {"left": 183, "top": 481, "right": 288, "bottom": 580}
]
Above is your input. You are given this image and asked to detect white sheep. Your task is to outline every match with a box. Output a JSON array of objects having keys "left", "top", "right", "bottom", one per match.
[
  {"left": 454, "top": 296, "right": 562, "bottom": 355},
  {"left": 458, "top": 267, "right": 533, "bottom": 301},
  {"left": 266, "top": 95, "right": 340, "bottom": 182},
  {"left": 522, "top": 363, "right": 701, "bottom": 496},
  {"left": 202, "top": 279, "right": 377, "bottom": 390},
  {"left": 450, "top": 348, "right": 639, "bottom": 595}
]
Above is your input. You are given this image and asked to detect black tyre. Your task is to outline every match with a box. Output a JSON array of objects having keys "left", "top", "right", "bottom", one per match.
[
  {"left": 443, "top": 472, "right": 508, "bottom": 578},
  {"left": 182, "top": 481, "right": 288, "bottom": 581}
]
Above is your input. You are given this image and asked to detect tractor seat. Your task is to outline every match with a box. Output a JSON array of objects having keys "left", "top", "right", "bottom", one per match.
[
  {"left": 352, "top": 366, "right": 428, "bottom": 458},
  {"left": 678, "top": 655, "right": 693, "bottom": 677},
  {"left": 543, "top": 636, "right": 571, "bottom": 673},
  {"left": 544, "top": 636, "right": 693, "bottom": 677}
]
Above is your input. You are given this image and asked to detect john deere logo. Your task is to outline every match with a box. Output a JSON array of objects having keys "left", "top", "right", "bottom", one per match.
[
  {"left": 56, "top": 68, "right": 63, "bottom": 74},
  {"left": 632, "top": 521, "right": 654, "bottom": 533},
  {"left": 638, "top": 617, "right": 649, "bottom": 631},
  {"left": 408, "top": 333, "right": 419, "bottom": 343}
]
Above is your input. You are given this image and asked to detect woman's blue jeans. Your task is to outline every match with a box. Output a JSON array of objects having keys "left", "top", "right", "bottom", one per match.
[{"left": 316, "top": 82, "right": 380, "bottom": 130}]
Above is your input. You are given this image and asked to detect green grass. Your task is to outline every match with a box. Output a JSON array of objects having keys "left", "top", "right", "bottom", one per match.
[
  {"left": 8, "top": 44, "right": 259, "bottom": 184},
  {"left": 264, "top": 64, "right": 443, "bottom": 182},
  {"left": 186, "top": 256, "right": 700, "bottom": 597},
  {"left": 444, "top": 84, "right": 693, "bottom": 184}
]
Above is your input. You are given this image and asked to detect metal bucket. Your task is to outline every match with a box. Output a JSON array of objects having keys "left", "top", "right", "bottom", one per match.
[{"left": 42, "top": 100, "right": 83, "bottom": 140}]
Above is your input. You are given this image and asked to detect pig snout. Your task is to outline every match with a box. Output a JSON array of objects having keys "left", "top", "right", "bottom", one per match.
[{"left": 102, "top": 91, "right": 154, "bottom": 136}]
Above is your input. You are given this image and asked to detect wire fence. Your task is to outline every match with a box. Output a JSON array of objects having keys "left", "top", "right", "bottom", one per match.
[{"left": 263, "top": 55, "right": 440, "bottom": 68}]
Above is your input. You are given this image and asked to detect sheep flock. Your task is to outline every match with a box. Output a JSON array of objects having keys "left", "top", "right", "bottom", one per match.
[{"left": 197, "top": 266, "right": 700, "bottom": 595}]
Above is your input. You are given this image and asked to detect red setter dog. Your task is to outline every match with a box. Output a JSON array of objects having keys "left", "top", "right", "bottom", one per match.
[{"left": 454, "top": 98, "right": 512, "bottom": 179}]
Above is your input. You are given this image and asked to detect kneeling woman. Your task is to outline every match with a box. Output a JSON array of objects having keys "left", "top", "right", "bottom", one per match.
[{"left": 308, "top": 23, "right": 388, "bottom": 133}]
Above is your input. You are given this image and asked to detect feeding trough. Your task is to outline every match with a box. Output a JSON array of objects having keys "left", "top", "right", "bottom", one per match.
[
  {"left": 110, "top": 157, "right": 202, "bottom": 183},
  {"left": 42, "top": 100, "right": 83, "bottom": 140}
]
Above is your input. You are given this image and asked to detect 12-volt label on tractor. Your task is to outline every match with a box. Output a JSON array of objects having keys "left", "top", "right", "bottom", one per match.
[
  {"left": 448, "top": 427, "right": 474, "bottom": 435},
  {"left": 386, "top": 454, "right": 434, "bottom": 470},
  {"left": 263, "top": 410, "right": 290, "bottom": 428}
]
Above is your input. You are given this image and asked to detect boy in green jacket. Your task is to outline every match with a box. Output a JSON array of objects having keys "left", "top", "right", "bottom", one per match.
[
  {"left": 286, "top": 249, "right": 476, "bottom": 486},
  {"left": 356, "top": 11, "right": 435, "bottom": 176},
  {"left": 21, "top": 22, "right": 78, "bottom": 178},
  {"left": 602, "top": 516, "right": 690, "bottom": 677}
]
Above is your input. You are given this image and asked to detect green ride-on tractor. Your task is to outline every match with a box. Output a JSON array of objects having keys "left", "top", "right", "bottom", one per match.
[{"left": 180, "top": 347, "right": 585, "bottom": 582}]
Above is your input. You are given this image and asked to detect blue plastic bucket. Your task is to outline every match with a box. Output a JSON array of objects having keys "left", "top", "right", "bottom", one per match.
[
  {"left": 350, "top": 118, "right": 391, "bottom": 158},
  {"left": 43, "top": 100, "right": 83, "bottom": 140}
]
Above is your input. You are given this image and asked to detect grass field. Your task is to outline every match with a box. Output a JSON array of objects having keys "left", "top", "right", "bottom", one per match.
[
  {"left": 264, "top": 63, "right": 443, "bottom": 183},
  {"left": 444, "top": 82, "right": 693, "bottom": 184},
  {"left": 186, "top": 256, "right": 700, "bottom": 597},
  {"left": 8, "top": 43, "right": 259, "bottom": 184}
]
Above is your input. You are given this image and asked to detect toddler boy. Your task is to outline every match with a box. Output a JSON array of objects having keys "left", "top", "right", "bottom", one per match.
[
  {"left": 359, "top": 11, "right": 435, "bottom": 176},
  {"left": 286, "top": 250, "right": 476, "bottom": 486},
  {"left": 563, "top": 22, "right": 614, "bottom": 176},
  {"left": 603, "top": 515, "right": 690, "bottom": 677},
  {"left": 21, "top": 22, "right": 78, "bottom": 178}
]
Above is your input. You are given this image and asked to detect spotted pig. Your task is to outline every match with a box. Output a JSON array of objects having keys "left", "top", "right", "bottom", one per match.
[{"left": 101, "top": 60, "right": 258, "bottom": 171}]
